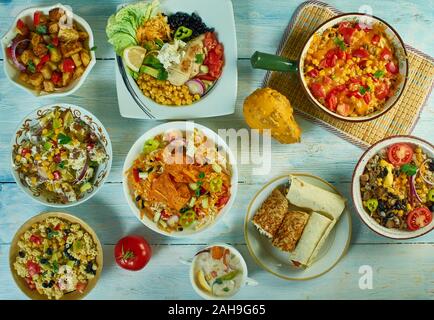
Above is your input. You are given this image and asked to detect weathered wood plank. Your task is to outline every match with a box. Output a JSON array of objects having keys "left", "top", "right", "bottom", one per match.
[
  {"left": 1, "top": 243, "right": 433, "bottom": 299},
  {"left": 1, "top": 182, "right": 433, "bottom": 245}
]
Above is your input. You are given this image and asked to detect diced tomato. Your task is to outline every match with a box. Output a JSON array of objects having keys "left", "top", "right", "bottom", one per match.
[
  {"left": 54, "top": 223, "right": 61, "bottom": 231},
  {"left": 207, "top": 50, "right": 220, "bottom": 65},
  {"left": 336, "top": 48, "right": 345, "bottom": 59},
  {"left": 33, "top": 11, "right": 41, "bottom": 26},
  {"left": 375, "top": 82, "right": 390, "bottom": 100},
  {"left": 349, "top": 77, "right": 362, "bottom": 84},
  {"left": 51, "top": 71, "right": 62, "bottom": 85},
  {"left": 160, "top": 209, "right": 171, "bottom": 221},
  {"left": 6, "top": 46, "right": 13, "bottom": 59},
  {"left": 20, "top": 148, "right": 31, "bottom": 157},
  {"left": 323, "top": 76, "right": 332, "bottom": 85},
  {"left": 325, "top": 93, "right": 338, "bottom": 111},
  {"left": 386, "top": 61, "right": 399, "bottom": 74},
  {"left": 203, "top": 32, "right": 218, "bottom": 50},
  {"left": 330, "top": 84, "right": 346, "bottom": 95},
  {"left": 132, "top": 168, "right": 140, "bottom": 183},
  {"left": 30, "top": 234, "right": 42, "bottom": 245},
  {"left": 16, "top": 19, "right": 25, "bottom": 30},
  {"left": 52, "top": 36, "right": 59, "bottom": 47},
  {"left": 76, "top": 282, "right": 87, "bottom": 293},
  {"left": 352, "top": 48, "right": 369, "bottom": 58},
  {"left": 345, "top": 53, "right": 352, "bottom": 61},
  {"left": 380, "top": 48, "right": 392, "bottom": 60},
  {"left": 363, "top": 92, "right": 371, "bottom": 104},
  {"left": 346, "top": 91, "right": 363, "bottom": 99},
  {"left": 196, "top": 74, "right": 217, "bottom": 81},
  {"left": 216, "top": 196, "right": 229, "bottom": 207},
  {"left": 214, "top": 43, "right": 224, "bottom": 58},
  {"left": 27, "top": 261, "right": 41, "bottom": 277},
  {"left": 310, "top": 83, "right": 326, "bottom": 99},
  {"left": 36, "top": 54, "right": 50, "bottom": 72},
  {"left": 319, "top": 59, "right": 328, "bottom": 69},
  {"left": 368, "top": 73, "right": 378, "bottom": 83},
  {"left": 327, "top": 55, "right": 338, "bottom": 67},
  {"left": 53, "top": 154, "right": 61, "bottom": 163},
  {"left": 306, "top": 69, "right": 319, "bottom": 78},
  {"left": 86, "top": 143, "right": 94, "bottom": 151},
  {"left": 53, "top": 171, "right": 61, "bottom": 180},
  {"left": 358, "top": 60, "right": 368, "bottom": 69},
  {"left": 336, "top": 103, "right": 351, "bottom": 116},
  {"left": 338, "top": 22, "right": 355, "bottom": 45},
  {"left": 371, "top": 34, "right": 380, "bottom": 45},
  {"left": 25, "top": 276, "right": 36, "bottom": 290},
  {"left": 63, "top": 58, "right": 76, "bottom": 73}
]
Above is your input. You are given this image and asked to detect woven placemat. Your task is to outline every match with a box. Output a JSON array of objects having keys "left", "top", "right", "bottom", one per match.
[{"left": 263, "top": 1, "right": 434, "bottom": 148}]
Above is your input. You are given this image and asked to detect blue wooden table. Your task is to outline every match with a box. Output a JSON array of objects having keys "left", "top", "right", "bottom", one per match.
[{"left": 0, "top": 0, "right": 433, "bottom": 300}]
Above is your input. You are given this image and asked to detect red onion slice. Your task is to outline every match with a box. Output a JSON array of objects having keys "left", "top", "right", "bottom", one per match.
[
  {"left": 11, "top": 39, "right": 29, "bottom": 71},
  {"left": 73, "top": 159, "right": 89, "bottom": 184},
  {"left": 186, "top": 79, "right": 205, "bottom": 96},
  {"left": 410, "top": 173, "right": 423, "bottom": 203},
  {"left": 419, "top": 159, "right": 434, "bottom": 186}
]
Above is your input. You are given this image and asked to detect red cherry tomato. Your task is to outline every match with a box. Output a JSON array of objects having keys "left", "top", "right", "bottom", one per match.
[
  {"left": 27, "top": 261, "right": 41, "bottom": 277},
  {"left": 371, "top": 34, "right": 380, "bottom": 45},
  {"left": 386, "top": 61, "right": 399, "bottom": 74},
  {"left": 352, "top": 48, "right": 369, "bottom": 58},
  {"left": 310, "top": 83, "right": 326, "bottom": 99},
  {"left": 380, "top": 48, "right": 392, "bottom": 60},
  {"left": 407, "top": 207, "right": 432, "bottom": 231},
  {"left": 114, "top": 235, "right": 152, "bottom": 271},
  {"left": 387, "top": 143, "right": 413, "bottom": 166},
  {"left": 63, "top": 58, "right": 76, "bottom": 73},
  {"left": 374, "top": 82, "right": 390, "bottom": 100}
]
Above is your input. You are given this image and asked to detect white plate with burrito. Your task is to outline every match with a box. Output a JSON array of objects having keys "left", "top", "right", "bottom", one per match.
[{"left": 244, "top": 173, "right": 351, "bottom": 280}]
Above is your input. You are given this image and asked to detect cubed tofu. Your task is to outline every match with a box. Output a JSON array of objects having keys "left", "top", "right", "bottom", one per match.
[
  {"left": 78, "top": 31, "right": 89, "bottom": 41},
  {"left": 30, "top": 32, "right": 43, "bottom": 48},
  {"left": 80, "top": 50, "right": 91, "bottom": 67},
  {"left": 48, "top": 22, "right": 59, "bottom": 34},
  {"left": 19, "top": 72, "right": 29, "bottom": 83},
  {"left": 28, "top": 73, "right": 44, "bottom": 87},
  {"left": 73, "top": 66, "right": 84, "bottom": 80},
  {"left": 41, "top": 65, "right": 53, "bottom": 80},
  {"left": 33, "top": 43, "right": 48, "bottom": 57},
  {"left": 46, "top": 61, "right": 58, "bottom": 71},
  {"left": 49, "top": 8, "right": 63, "bottom": 21},
  {"left": 49, "top": 47, "right": 62, "bottom": 62},
  {"left": 58, "top": 28, "right": 79, "bottom": 42},
  {"left": 71, "top": 53, "right": 82, "bottom": 67},
  {"left": 43, "top": 80, "right": 55, "bottom": 92},
  {"left": 33, "top": 57, "right": 41, "bottom": 66},
  {"left": 60, "top": 41, "right": 82, "bottom": 57},
  {"left": 19, "top": 49, "right": 34, "bottom": 65},
  {"left": 39, "top": 14, "right": 49, "bottom": 25},
  {"left": 62, "top": 72, "right": 73, "bottom": 87}
]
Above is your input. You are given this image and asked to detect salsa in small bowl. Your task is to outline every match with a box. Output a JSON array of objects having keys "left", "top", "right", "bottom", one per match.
[{"left": 352, "top": 136, "right": 434, "bottom": 239}]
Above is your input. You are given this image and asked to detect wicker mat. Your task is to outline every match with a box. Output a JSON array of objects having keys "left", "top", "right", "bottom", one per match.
[{"left": 263, "top": 1, "right": 434, "bottom": 148}]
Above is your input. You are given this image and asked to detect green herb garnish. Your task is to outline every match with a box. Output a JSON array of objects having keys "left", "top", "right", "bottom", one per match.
[
  {"left": 36, "top": 24, "right": 47, "bottom": 34},
  {"left": 334, "top": 37, "right": 346, "bottom": 51},
  {"left": 90, "top": 46, "right": 98, "bottom": 51},
  {"left": 58, "top": 161, "right": 65, "bottom": 169},
  {"left": 214, "top": 278, "right": 223, "bottom": 285},
  {"left": 46, "top": 44, "right": 54, "bottom": 49},
  {"left": 195, "top": 189, "right": 201, "bottom": 197},
  {"left": 373, "top": 70, "right": 385, "bottom": 78},
  {"left": 401, "top": 164, "right": 418, "bottom": 176},
  {"left": 47, "top": 231, "right": 59, "bottom": 239},
  {"left": 195, "top": 54, "right": 204, "bottom": 64},
  {"left": 359, "top": 86, "right": 370, "bottom": 95},
  {"left": 223, "top": 287, "right": 230, "bottom": 292},
  {"left": 27, "top": 60, "right": 36, "bottom": 73},
  {"left": 52, "top": 261, "right": 59, "bottom": 273},
  {"left": 157, "top": 68, "right": 168, "bottom": 80},
  {"left": 180, "top": 207, "right": 189, "bottom": 214},
  {"left": 199, "top": 172, "right": 205, "bottom": 179},
  {"left": 57, "top": 133, "right": 72, "bottom": 145}
]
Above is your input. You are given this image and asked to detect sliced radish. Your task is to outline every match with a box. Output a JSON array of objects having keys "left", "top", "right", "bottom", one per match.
[{"left": 186, "top": 79, "right": 205, "bottom": 96}]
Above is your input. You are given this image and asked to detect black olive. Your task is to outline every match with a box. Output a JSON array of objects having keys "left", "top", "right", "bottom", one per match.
[
  {"left": 48, "top": 280, "right": 55, "bottom": 288},
  {"left": 85, "top": 262, "right": 96, "bottom": 275},
  {"left": 46, "top": 227, "right": 52, "bottom": 234},
  {"left": 46, "top": 248, "right": 53, "bottom": 255},
  {"left": 135, "top": 195, "right": 141, "bottom": 201},
  {"left": 65, "top": 243, "right": 71, "bottom": 249},
  {"left": 378, "top": 200, "right": 386, "bottom": 212},
  {"left": 429, "top": 161, "right": 434, "bottom": 172},
  {"left": 18, "top": 251, "right": 25, "bottom": 258},
  {"left": 42, "top": 282, "right": 49, "bottom": 288},
  {"left": 431, "top": 204, "right": 434, "bottom": 212},
  {"left": 40, "top": 258, "right": 48, "bottom": 264}
]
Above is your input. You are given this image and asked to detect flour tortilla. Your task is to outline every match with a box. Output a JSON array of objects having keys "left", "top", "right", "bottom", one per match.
[
  {"left": 288, "top": 211, "right": 331, "bottom": 267},
  {"left": 286, "top": 175, "right": 346, "bottom": 220}
]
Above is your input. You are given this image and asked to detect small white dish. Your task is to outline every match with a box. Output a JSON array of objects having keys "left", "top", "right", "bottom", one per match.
[
  {"left": 352, "top": 135, "right": 434, "bottom": 239},
  {"left": 244, "top": 174, "right": 351, "bottom": 280},
  {"left": 1, "top": 3, "right": 96, "bottom": 98},
  {"left": 189, "top": 243, "right": 256, "bottom": 300},
  {"left": 122, "top": 121, "right": 238, "bottom": 237},
  {"left": 10, "top": 103, "right": 112, "bottom": 208},
  {"left": 115, "top": 0, "right": 238, "bottom": 119}
]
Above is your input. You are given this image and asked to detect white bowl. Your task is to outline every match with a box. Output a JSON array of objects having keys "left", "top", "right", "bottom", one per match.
[
  {"left": 1, "top": 3, "right": 96, "bottom": 98},
  {"left": 299, "top": 13, "right": 408, "bottom": 122},
  {"left": 122, "top": 122, "right": 238, "bottom": 237},
  {"left": 352, "top": 135, "right": 434, "bottom": 239},
  {"left": 116, "top": 0, "right": 238, "bottom": 119},
  {"left": 189, "top": 243, "right": 249, "bottom": 300},
  {"left": 10, "top": 103, "right": 112, "bottom": 208}
]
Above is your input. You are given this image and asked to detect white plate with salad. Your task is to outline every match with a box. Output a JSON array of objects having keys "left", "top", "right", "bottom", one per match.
[{"left": 107, "top": 0, "right": 237, "bottom": 119}]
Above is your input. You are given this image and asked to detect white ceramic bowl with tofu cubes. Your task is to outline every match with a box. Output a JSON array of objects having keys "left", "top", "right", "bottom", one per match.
[
  {"left": 10, "top": 104, "right": 112, "bottom": 208},
  {"left": 1, "top": 3, "right": 96, "bottom": 98}
]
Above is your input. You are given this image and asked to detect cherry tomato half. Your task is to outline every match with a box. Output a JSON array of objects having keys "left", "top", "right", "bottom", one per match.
[
  {"left": 407, "top": 207, "right": 432, "bottom": 231},
  {"left": 114, "top": 235, "right": 152, "bottom": 271},
  {"left": 387, "top": 143, "right": 414, "bottom": 167}
]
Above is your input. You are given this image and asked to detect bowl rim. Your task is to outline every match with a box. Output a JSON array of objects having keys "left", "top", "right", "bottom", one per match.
[
  {"left": 351, "top": 135, "right": 434, "bottom": 239},
  {"left": 297, "top": 12, "right": 409, "bottom": 122},
  {"left": 0, "top": 2, "right": 96, "bottom": 98},
  {"left": 122, "top": 121, "right": 239, "bottom": 238},
  {"left": 244, "top": 173, "right": 352, "bottom": 281},
  {"left": 9, "top": 103, "right": 113, "bottom": 208},
  {"left": 9, "top": 211, "right": 104, "bottom": 300},
  {"left": 189, "top": 243, "right": 248, "bottom": 300}
]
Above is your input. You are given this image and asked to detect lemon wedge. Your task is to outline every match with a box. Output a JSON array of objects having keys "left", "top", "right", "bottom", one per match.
[
  {"left": 123, "top": 46, "right": 147, "bottom": 73},
  {"left": 196, "top": 270, "right": 211, "bottom": 293}
]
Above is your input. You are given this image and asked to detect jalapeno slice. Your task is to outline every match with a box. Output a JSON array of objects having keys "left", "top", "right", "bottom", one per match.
[
  {"left": 180, "top": 209, "right": 196, "bottom": 227},
  {"left": 366, "top": 198, "right": 378, "bottom": 212},
  {"left": 174, "top": 26, "right": 193, "bottom": 40}
]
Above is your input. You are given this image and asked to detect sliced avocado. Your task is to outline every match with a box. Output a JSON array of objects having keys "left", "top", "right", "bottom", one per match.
[
  {"left": 139, "top": 65, "right": 160, "bottom": 79},
  {"left": 80, "top": 182, "right": 92, "bottom": 193},
  {"left": 43, "top": 141, "right": 53, "bottom": 150},
  {"left": 53, "top": 118, "right": 62, "bottom": 129},
  {"left": 63, "top": 110, "right": 74, "bottom": 128}
]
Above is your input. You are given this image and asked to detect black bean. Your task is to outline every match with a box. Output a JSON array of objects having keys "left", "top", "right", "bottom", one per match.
[
  {"left": 48, "top": 280, "right": 55, "bottom": 288},
  {"left": 429, "top": 161, "right": 434, "bottom": 172},
  {"left": 46, "top": 248, "right": 53, "bottom": 255},
  {"left": 135, "top": 195, "right": 141, "bottom": 202},
  {"left": 40, "top": 258, "right": 48, "bottom": 264},
  {"left": 18, "top": 251, "right": 25, "bottom": 258}
]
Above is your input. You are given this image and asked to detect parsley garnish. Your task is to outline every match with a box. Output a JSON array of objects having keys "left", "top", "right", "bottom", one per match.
[
  {"left": 57, "top": 133, "right": 72, "bottom": 145},
  {"left": 334, "top": 37, "right": 346, "bottom": 51},
  {"left": 195, "top": 54, "right": 204, "bottom": 64},
  {"left": 373, "top": 70, "right": 385, "bottom": 78},
  {"left": 401, "top": 164, "right": 417, "bottom": 176}
]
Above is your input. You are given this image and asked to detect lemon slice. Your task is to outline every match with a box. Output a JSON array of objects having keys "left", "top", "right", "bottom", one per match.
[
  {"left": 196, "top": 270, "right": 212, "bottom": 293},
  {"left": 123, "top": 46, "right": 147, "bottom": 73}
]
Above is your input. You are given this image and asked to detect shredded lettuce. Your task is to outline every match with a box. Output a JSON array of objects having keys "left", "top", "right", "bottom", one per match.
[{"left": 106, "top": 0, "right": 160, "bottom": 55}]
